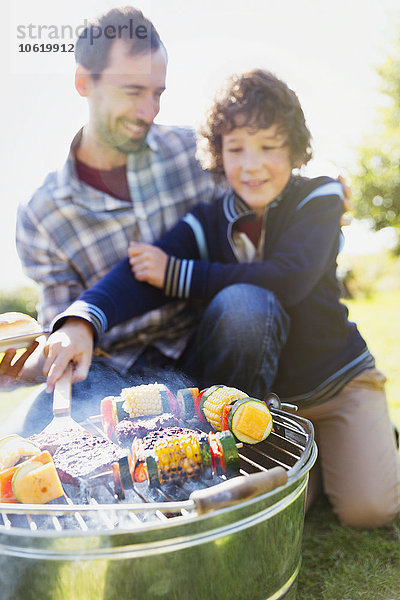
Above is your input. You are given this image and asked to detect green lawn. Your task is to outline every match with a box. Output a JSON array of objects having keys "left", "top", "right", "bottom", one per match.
[
  {"left": 298, "top": 288, "right": 400, "bottom": 600},
  {"left": 299, "top": 495, "right": 400, "bottom": 599},
  {"left": 345, "top": 288, "right": 400, "bottom": 429},
  {"left": 1, "top": 289, "right": 399, "bottom": 599}
]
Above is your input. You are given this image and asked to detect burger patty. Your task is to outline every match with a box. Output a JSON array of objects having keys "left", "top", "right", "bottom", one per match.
[
  {"left": 30, "top": 429, "right": 125, "bottom": 485},
  {"left": 30, "top": 429, "right": 85, "bottom": 455},
  {"left": 114, "top": 413, "right": 182, "bottom": 447},
  {"left": 52, "top": 434, "right": 126, "bottom": 485}
]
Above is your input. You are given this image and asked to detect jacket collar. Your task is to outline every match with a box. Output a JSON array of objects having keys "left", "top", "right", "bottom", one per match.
[{"left": 222, "top": 176, "right": 295, "bottom": 223}]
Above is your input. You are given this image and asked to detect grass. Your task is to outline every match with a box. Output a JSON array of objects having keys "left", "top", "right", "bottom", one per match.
[
  {"left": 298, "top": 288, "right": 400, "bottom": 600},
  {"left": 345, "top": 288, "right": 400, "bottom": 429},
  {"left": 1, "top": 289, "right": 399, "bottom": 599},
  {"left": 298, "top": 495, "right": 400, "bottom": 600}
]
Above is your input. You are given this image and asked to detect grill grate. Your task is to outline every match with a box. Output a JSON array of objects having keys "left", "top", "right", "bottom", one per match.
[{"left": 0, "top": 409, "right": 313, "bottom": 533}]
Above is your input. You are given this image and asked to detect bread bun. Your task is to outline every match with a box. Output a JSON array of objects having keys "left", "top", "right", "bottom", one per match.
[{"left": 0, "top": 312, "right": 41, "bottom": 341}]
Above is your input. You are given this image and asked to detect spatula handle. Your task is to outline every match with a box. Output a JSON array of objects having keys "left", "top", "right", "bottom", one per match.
[{"left": 53, "top": 363, "right": 73, "bottom": 416}]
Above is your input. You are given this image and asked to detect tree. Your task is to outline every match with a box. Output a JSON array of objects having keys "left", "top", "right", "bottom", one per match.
[{"left": 352, "top": 31, "right": 400, "bottom": 247}]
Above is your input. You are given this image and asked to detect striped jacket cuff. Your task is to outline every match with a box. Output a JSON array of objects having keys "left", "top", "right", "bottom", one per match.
[
  {"left": 163, "top": 256, "right": 194, "bottom": 298},
  {"left": 50, "top": 300, "right": 108, "bottom": 343}
]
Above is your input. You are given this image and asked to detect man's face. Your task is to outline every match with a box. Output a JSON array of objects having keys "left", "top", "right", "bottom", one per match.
[{"left": 87, "top": 40, "right": 167, "bottom": 153}]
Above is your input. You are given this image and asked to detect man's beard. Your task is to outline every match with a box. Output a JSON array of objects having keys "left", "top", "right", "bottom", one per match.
[
  {"left": 96, "top": 118, "right": 150, "bottom": 154},
  {"left": 114, "top": 136, "right": 148, "bottom": 153}
]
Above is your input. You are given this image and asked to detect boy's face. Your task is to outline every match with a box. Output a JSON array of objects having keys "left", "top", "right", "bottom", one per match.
[{"left": 222, "top": 124, "right": 293, "bottom": 216}]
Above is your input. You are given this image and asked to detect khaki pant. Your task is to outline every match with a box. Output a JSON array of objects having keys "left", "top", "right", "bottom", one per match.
[{"left": 297, "top": 368, "right": 400, "bottom": 528}]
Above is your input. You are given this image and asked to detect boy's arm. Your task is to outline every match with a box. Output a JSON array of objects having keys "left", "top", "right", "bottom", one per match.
[
  {"left": 163, "top": 192, "right": 343, "bottom": 308},
  {"left": 44, "top": 216, "right": 202, "bottom": 389},
  {"left": 49, "top": 216, "right": 201, "bottom": 340}
]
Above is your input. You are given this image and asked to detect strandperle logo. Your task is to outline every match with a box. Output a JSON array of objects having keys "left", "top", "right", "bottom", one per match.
[{"left": 16, "top": 18, "right": 149, "bottom": 45}]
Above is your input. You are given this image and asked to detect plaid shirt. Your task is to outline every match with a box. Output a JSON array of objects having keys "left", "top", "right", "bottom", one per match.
[{"left": 16, "top": 124, "right": 219, "bottom": 373}]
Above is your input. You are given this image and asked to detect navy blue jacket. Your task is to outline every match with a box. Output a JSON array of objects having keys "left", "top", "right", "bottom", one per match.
[{"left": 54, "top": 175, "right": 371, "bottom": 403}]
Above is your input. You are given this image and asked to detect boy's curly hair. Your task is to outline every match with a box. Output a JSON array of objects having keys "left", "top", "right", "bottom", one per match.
[{"left": 198, "top": 69, "right": 312, "bottom": 173}]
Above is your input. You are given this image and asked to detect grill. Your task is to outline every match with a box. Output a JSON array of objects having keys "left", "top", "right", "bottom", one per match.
[{"left": 0, "top": 408, "right": 317, "bottom": 600}]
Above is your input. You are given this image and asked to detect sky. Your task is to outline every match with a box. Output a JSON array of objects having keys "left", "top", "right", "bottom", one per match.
[{"left": 1, "top": 0, "right": 399, "bottom": 290}]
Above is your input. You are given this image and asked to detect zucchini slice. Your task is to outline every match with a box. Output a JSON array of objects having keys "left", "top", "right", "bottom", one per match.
[
  {"left": 198, "top": 433, "right": 212, "bottom": 479},
  {"left": 217, "top": 431, "right": 240, "bottom": 476},
  {"left": 1, "top": 451, "right": 53, "bottom": 503},
  {"left": 0, "top": 435, "right": 41, "bottom": 470},
  {"left": 160, "top": 390, "right": 171, "bottom": 413},
  {"left": 118, "top": 454, "right": 134, "bottom": 490},
  {"left": 176, "top": 388, "right": 198, "bottom": 420},
  {"left": 145, "top": 452, "right": 159, "bottom": 487},
  {"left": 0, "top": 434, "right": 20, "bottom": 451},
  {"left": 228, "top": 398, "right": 273, "bottom": 444},
  {"left": 12, "top": 460, "right": 64, "bottom": 504}
]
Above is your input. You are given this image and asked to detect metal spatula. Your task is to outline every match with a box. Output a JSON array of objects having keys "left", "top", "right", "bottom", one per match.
[{"left": 41, "top": 363, "right": 84, "bottom": 434}]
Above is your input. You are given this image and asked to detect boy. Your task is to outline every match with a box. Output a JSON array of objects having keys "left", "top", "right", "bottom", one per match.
[{"left": 45, "top": 70, "right": 399, "bottom": 528}]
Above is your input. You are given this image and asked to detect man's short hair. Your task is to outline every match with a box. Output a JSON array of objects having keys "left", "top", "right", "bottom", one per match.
[
  {"left": 75, "top": 6, "right": 164, "bottom": 78},
  {"left": 199, "top": 69, "right": 312, "bottom": 172}
]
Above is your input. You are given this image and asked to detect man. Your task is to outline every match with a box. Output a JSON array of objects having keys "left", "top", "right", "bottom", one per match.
[
  {"left": 0, "top": 6, "right": 349, "bottom": 436},
  {"left": 0, "top": 7, "right": 220, "bottom": 433}
]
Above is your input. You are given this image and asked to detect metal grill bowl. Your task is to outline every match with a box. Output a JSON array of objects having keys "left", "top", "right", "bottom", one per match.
[{"left": 0, "top": 409, "right": 317, "bottom": 600}]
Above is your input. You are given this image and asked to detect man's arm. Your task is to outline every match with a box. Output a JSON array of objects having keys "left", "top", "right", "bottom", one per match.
[
  {"left": 16, "top": 201, "right": 86, "bottom": 327},
  {"left": 43, "top": 318, "right": 94, "bottom": 391}
]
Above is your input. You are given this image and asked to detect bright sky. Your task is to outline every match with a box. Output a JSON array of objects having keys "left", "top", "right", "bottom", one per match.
[{"left": 1, "top": 0, "right": 399, "bottom": 290}]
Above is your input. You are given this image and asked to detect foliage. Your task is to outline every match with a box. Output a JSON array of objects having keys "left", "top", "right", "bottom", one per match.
[
  {"left": 0, "top": 286, "right": 38, "bottom": 319},
  {"left": 352, "top": 25, "right": 400, "bottom": 242},
  {"left": 337, "top": 250, "right": 400, "bottom": 299}
]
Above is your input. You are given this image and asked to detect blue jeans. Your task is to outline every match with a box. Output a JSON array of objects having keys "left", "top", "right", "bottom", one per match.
[
  {"left": 182, "top": 284, "right": 290, "bottom": 397},
  {"left": 3, "top": 284, "right": 289, "bottom": 437}
]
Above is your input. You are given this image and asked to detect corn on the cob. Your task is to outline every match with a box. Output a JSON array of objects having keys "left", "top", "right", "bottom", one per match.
[
  {"left": 121, "top": 383, "right": 168, "bottom": 418},
  {"left": 202, "top": 386, "right": 248, "bottom": 431},
  {"left": 153, "top": 434, "right": 202, "bottom": 485}
]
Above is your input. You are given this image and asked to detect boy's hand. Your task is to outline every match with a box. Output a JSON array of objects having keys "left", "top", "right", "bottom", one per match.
[
  {"left": 128, "top": 241, "right": 168, "bottom": 288},
  {"left": 338, "top": 175, "right": 353, "bottom": 226},
  {"left": 43, "top": 318, "right": 94, "bottom": 392}
]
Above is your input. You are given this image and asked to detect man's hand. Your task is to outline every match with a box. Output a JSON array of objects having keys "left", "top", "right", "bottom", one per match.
[
  {"left": 0, "top": 341, "right": 39, "bottom": 388},
  {"left": 128, "top": 241, "right": 168, "bottom": 288},
  {"left": 43, "top": 318, "right": 95, "bottom": 392},
  {"left": 338, "top": 175, "right": 353, "bottom": 226}
]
